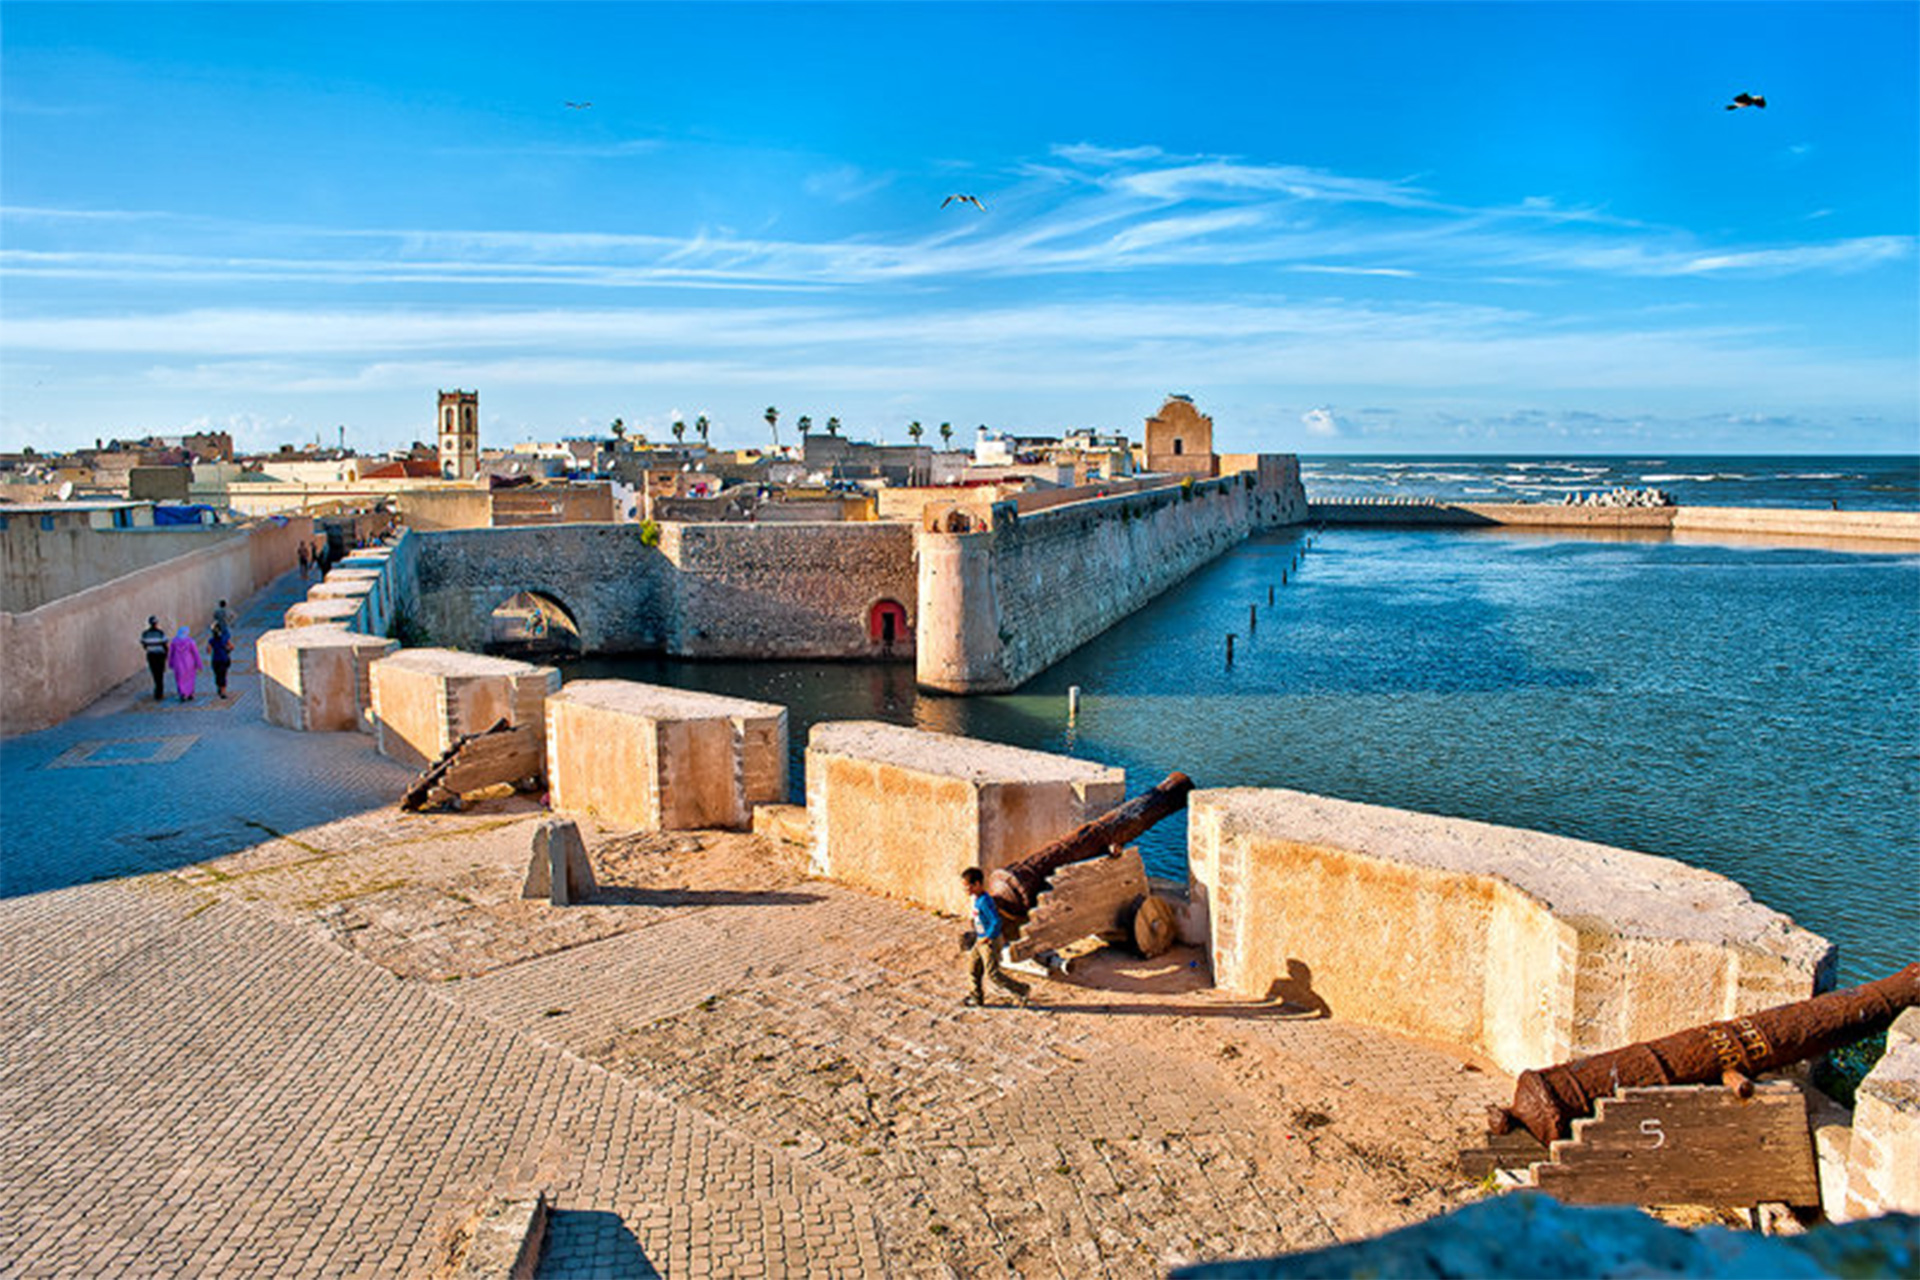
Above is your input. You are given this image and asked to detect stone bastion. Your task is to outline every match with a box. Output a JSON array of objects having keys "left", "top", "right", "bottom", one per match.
[{"left": 1187, "top": 787, "right": 1835, "bottom": 1075}]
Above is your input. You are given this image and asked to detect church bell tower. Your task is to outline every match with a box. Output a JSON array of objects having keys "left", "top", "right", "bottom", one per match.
[{"left": 437, "top": 390, "right": 479, "bottom": 480}]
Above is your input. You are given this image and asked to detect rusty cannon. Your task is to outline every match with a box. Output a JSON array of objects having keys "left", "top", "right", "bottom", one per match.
[
  {"left": 1490, "top": 961, "right": 1920, "bottom": 1146},
  {"left": 987, "top": 771, "right": 1194, "bottom": 927}
]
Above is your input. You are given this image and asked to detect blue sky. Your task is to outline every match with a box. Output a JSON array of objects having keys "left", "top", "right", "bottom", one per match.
[{"left": 3, "top": 1, "right": 1916, "bottom": 456}]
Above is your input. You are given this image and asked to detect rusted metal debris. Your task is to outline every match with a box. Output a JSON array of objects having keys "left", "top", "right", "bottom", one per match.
[
  {"left": 1490, "top": 962, "right": 1920, "bottom": 1145},
  {"left": 987, "top": 772, "right": 1194, "bottom": 925}
]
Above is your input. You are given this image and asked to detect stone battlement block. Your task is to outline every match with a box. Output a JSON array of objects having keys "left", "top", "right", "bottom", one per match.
[
  {"left": 257, "top": 627, "right": 398, "bottom": 733},
  {"left": 806, "top": 720, "right": 1125, "bottom": 915},
  {"left": 284, "top": 598, "right": 363, "bottom": 629},
  {"left": 369, "top": 647, "right": 560, "bottom": 771},
  {"left": 308, "top": 578, "right": 375, "bottom": 603},
  {"left": 1187, "top": 788, "right": 1834, "bottom": 1075},
  {"left": 545, "top": 680, "right": 787, "bottom": 831}
]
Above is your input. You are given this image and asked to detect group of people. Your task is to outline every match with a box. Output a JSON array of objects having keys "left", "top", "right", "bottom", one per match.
[
  {"left": 295, "top": 538, "right": 332, "bottom": 582},
  {"left": 140, "top": 600, "right": 235, "bottom": 703}
]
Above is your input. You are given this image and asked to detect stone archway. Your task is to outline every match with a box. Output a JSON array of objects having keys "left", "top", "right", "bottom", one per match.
[
  {"left": 487, "top": 590, "right": 582, "bottom": 659},
  {"left": 868, "top": 599, "right": 911, "bottom": 651}
]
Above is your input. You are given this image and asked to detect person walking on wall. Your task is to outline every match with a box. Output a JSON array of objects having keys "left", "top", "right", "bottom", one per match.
[
  {"left": 297, "top": 541, "right": 311, "bottom": 581},
  {"left": 211, "top": 599, "right": 235, "bottom": 638},
  {"left": 140, "top": 616, "right": 169, "bottom": 701},
  {"left": 960, "top": 867, "right": 1031, "bottom": 1008},
  {"left": 167, "top": 626, "right": 202, "bottom": 702},
  {"left": 208, "top": 623, "right": 234, "bottom": 699}
]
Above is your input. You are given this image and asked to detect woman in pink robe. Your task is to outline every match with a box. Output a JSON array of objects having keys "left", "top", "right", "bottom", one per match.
[{"left": 167, "top": 626, "right": 202, "bottom": 701}]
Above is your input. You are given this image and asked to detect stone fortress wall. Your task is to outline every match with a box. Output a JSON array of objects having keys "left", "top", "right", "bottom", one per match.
[
  {"left": 405, "top": 520, "right": 917, "bottom": 661},
  {"left": 916, "top": 455, "right": 1306, "bottom": 693},
  {"left": 1, "top": 515, "right": 312, "bottom": 734}
]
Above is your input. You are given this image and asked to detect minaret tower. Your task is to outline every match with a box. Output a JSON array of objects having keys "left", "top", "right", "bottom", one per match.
[{"left": 436, "top": 390, "right": 479, "bottom": 480}]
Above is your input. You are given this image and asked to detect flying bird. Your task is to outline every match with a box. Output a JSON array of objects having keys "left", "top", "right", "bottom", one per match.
[
  {"left": 941, "top": 194, "right": 987, "bottom": 211},
  {"left": 1726, "top": 92, "right": 1767, "bottom": 111},
  {"left": 565, "top": 101, "right": 593, "bottom": 110}
]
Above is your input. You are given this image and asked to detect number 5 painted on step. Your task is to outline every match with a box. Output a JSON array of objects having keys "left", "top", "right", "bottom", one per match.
[{"left": 1641, "top": 1118, "right": 1666, "bottom": 1149}]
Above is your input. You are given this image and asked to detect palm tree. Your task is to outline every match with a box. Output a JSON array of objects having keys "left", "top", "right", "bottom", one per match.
[
  {"left": 610, "top": 417, "right": 627, "bottom": 445},
  {"left": 672, "top": 418, "right": 686, "bottom": 445},
  {"left": 764, "top": 406, "right": 780, "bottom": 448},
  {"left": 797, "top": 414, "right": 813, "bottom": 439},
  {"left": 825, "top": 416, "right": 841, "bottom": 437},
  {"left": 907, "top": 420, "right": 924, "bottom": 445},
  {"left": 939, "top": 421, "right": 953, "bottom": 448},
  {"left": 695, "top": 414, "right": 710, "bottom": 446}
]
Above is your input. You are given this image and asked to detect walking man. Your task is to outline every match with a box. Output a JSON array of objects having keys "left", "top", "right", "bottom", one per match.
[
  {"left": 211, "top": 599, "right": 235, "bottom": 638},
  {"left": 140, "top": 616, "right": 169, "bottom": 701},
  {"left": 208, "top": 624, "right": 234, "bottom": 699},
  {"left": 960, "top": 867, "right": 1030, "bottom": 1008}
]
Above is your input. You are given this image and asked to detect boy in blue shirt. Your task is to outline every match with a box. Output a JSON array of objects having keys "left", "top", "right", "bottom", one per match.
[{"left": 961, "top": 867, "right": 1031, "bottom": 1008}]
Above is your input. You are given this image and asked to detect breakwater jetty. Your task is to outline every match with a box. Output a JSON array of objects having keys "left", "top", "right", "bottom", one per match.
[{"left": 1308, "top": 497, "right": 1920, "bottom": 544}]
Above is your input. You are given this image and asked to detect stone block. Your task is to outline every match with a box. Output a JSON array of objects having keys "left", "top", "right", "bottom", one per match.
[
  {"left": 256, "top": 627, "right": 398, "bottom": 732},
  {"left": 522, "top": 819, "right": 596, "bottom": 906},
  {"left": 369, "top": 647, "right": 560, "bottom": 770},
  {"left": 806, "top": 720, "right": 1125, "bottom": 915},
  {"left": 1843, "top": 1007, "right": 1920, "bottom": 1219},
  {"left": 1187, "top": 788, "right": 1833, "bottom": 1075},
  {"left": 544, "top": 679, "right": 787, "bottom": 831},
  {"left": 284, "top": 598, "right": 363, "bottom": 628},
  {"left": 308, "top": 577, "right": 374, "bottom": 603}
]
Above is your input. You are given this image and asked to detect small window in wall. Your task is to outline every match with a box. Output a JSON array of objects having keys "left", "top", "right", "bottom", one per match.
[
  {"left": 40, "top": 515, "right": 56, "bottom": 531},
  {"left": 0, "top": 515, "right": 9, "bottom": 530},
  {"left": 1172, "top": 438, "right": 1185, "bottom": 456},
  {"left": 444, "top": 407, "right": 455, "bottom": 430},
  {"left": 113, "top": 508, "right": 133, "bottom": 528}
]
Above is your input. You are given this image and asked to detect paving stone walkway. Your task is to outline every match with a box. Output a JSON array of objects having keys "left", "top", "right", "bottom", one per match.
[{"left": 0, "top": 567, "right": 1508, "bottom": 1277}]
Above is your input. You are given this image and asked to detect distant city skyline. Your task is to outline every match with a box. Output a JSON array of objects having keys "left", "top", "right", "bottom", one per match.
[{"left": 2, "top": 2, "right": 1915, "bottom": 456}]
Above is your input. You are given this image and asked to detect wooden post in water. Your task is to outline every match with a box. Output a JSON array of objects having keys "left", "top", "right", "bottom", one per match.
[
  {"left": 1268, "top": 584, "right": 1275, "bottom": 606},
  {"left": 1225, "top": 634, "right": 1236, "bottom": 666},
  {"left": 1282, "top": 569, "right": 1288, "bottom": 586},
  {"left": 1249, "top": 603, "right": 1257, "bottom": 634},
  {"left": 1067, "top": 685, "right": 1081, "bottom": 724}
]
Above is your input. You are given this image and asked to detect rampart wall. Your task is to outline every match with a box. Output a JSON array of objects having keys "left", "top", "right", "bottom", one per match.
[
  {"left": 406, "top": 521, "right": 916, "bottom": 660},
  {"left": 917, "top": 458, "right": 1306, "bottom": 693},
  {"left": 1, "top": 520, "right": 246, "bottom": 613},
  {"left": 1, "top": 516, "right": 312, "bottom": 734},
  {"left": 660, "top": 522, "right": 917, "bottom": 658}
]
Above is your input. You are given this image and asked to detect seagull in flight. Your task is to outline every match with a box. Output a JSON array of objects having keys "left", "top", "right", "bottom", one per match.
[
  {"left": 1726, "top": 92, "right": 1767, "bottom": 111},
  {"left": 565, "top": 101, "right": 594, "bottom": 110},
  {"left": 941, "top": 194, "right": 987, "bottom": 211}
]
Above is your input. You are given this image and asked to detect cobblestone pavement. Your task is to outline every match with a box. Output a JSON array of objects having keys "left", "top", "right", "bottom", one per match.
[
  {"left": 0, "top": 579, "right": 1509, "bottom": 1277},
  {"left": 0, "top": 572, "right": 415, "bottom": 898}
]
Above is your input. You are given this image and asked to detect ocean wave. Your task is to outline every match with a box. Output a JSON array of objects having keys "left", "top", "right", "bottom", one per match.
[
  {"left": 1777, "top": 473, "right": 1859, "bottom": 481},
  {"left": 1639, "top": 473, "right": 1751, "bottom": 483}
]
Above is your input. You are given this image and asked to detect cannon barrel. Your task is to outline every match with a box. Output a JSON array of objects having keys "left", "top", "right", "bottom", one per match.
[
  {"left": 1490, "top": 961, "right": 1920, "bottom": 1145},
  {"left": 987, "top": 771, "right": 1193, "bottom": 920}
]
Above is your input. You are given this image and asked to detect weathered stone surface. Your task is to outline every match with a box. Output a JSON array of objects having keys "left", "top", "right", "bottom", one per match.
[
  {"left": 1843, "top": 1007, "right": 1920, "bottom": 1219},
  {"left": 455, "top": 1193, "right": 547, "bottom": 1280},
  {"left": 545, "top": 679, "right": 787, "bottom": 831},
  {"left": 1172, "top": 1192, "right": 1920, "bottom": 1278},
  {"left": 916, "top": 459, "right": 1305, "bottom": 693},
  {"left": 368, "top": 647, "right": 559, "bottom": 770},
  {"left": 405, "top": 521, "right": 917, "bottom": 659},
  {"left": 1187, "top": 787, "right": 1833, "bottom": 1074},
  {"left": 255, "top": 626, "right": 397, "bottom": 732},
  {"left": 282, "top": 597, "right": 362, "bottom": 628},
  {"left": 523, "top": 818, "right": 597, "bottom": 905},
  {"left": 807, "top": 720, "right": 1125, "bottom": 915}
]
